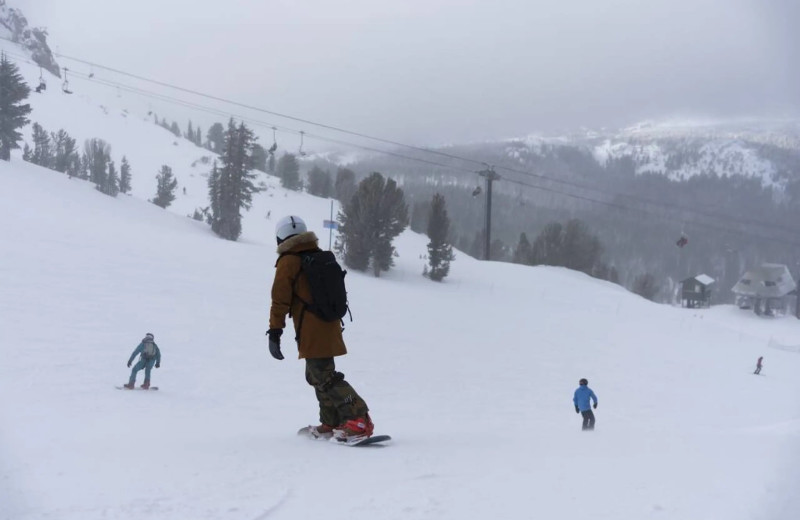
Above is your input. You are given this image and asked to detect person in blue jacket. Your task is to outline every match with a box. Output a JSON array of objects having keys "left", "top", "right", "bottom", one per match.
[
  {"left": 123, "top": 333, "right": 161, "bottom": 389},
  {"left": 573, "top": 378, "right": 598, "bottom": 430}
]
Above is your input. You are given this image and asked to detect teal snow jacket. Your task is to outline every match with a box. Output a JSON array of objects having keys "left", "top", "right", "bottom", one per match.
[{"left": 128, "top": 341, "right": 161, "bottom": 365}]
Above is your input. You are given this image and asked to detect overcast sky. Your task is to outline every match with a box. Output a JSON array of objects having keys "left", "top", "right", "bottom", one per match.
[{"left": 15, "top": 0, "right": 800, "bottom": 145}]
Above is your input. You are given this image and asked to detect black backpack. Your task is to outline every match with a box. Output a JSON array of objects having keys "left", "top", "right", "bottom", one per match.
[{"left": 290, "top": 250, "right": 350, "bottom": 322}]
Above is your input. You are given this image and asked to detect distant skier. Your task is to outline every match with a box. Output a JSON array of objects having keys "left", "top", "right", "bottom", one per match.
[
  {"left": 123, "top": 333, "right": 161, "bottom": 389},
  {"left": 266, "top": 215, "right": 374, "bottom": 441},
  {"left": 573, "top": 378, "right": 598, "bottom": 431},
  {"left": 754, "top": 356, "right": 763, "bottom": 375}
]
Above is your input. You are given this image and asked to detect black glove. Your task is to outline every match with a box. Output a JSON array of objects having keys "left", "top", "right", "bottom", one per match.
[
  {"left": 575, "top": 406, "right": 579, "bottom": 414},
  {"left": 155, "top": 363, "right": 160, "bottom": 369},
  {"left": 127, "top": 361, "right": 131, "bottom": 368},
  {"left": 267, "top": 329, "right": 284, "bottom": 360},
  {"left": 593, "top": 403, "right": 597, "bottom": 409}
]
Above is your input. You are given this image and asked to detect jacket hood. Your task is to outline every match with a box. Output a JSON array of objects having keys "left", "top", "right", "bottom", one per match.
[{"left": 276, "top": 231, "right": 318, "bottom": 255}]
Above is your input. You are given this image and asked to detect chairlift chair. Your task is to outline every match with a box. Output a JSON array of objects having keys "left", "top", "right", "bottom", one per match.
[
  {"left": 268, "top": 126, "right": 277, "bottom": 155},
  {"left": 298, "top": 130, "right": 308, "bottom": 157},
  {"left": 61, "top": 67, "right": 73, "bottom": 94},
  {"left": 35, "top": 67, "right": 46, "bottom": 93}
]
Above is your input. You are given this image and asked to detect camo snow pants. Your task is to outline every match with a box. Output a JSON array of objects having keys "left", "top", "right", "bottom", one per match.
[{"left": 305, "top": 357, "right": 369, "bottom": 427}]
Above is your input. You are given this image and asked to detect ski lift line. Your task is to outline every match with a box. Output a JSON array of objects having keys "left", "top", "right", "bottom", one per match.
[
  {"left": 41, "top": 82, "right": 800, "bottom": 247},
  {"left": 44, "top": 59, "right": 800, "bottom": 241},
  {"left": 503, "top": 176, "right": 800, "bottom": 249},
  {"left": 67, "top": 68, "right": 477, "bottom": 174},
  {"left": 26, "top": 43, "right": 797, "bottom": 237},
  {"left": 70, "top": 72, "right": 800, "bottom": 242},
  {"left": 0, "top": 35, "right": 795, "bottom": 230},
  {"left": 50, "top": 48, "right": 489, "bottom": 167}
]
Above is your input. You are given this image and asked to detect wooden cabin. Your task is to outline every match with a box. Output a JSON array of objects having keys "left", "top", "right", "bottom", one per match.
[{"left": 680, "top": 274, "right": 714, "bottom": 308}]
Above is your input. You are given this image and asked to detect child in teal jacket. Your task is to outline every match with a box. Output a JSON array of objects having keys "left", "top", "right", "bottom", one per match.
[{"left": 123, "top": 333, "right": 161, "bottom": 389}]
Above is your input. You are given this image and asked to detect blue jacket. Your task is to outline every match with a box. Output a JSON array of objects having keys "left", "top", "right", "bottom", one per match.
[
  {"left": 573, "top": 385, "right": 598, "bottom": 412},
  {"left": 128, "top": 341, "right": 161, "bottom": 365}
]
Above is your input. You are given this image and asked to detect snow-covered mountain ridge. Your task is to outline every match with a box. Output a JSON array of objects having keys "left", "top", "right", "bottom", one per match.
[{"left": 502, "top": 118, "right": 800, "bottom": 189}]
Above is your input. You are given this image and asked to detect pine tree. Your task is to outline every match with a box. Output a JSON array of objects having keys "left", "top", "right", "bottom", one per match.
[
  {"left": 531, "top": 222, "right": 564, "bottom": 266},
  {"left": 78, "top": 152, "right": 90, "bottom": 180},
  {"left": 169, "top": 121, "right": 181, "bottom": 137},
  {"left": 339, "top": 172, "right": 408, "bottom": 277},
  {"left": 185, "top": 120, "right": 194, "bottom": 141},
  {"left": 426, "top": 193, "right": 455, "bottom": 281},
  {"left": 306, "top": 166, "right": 332, "bottom": 197},
  {"left": 51, "top": 129, "right": 78, "bottom": 174},
  {"left": 334, "top": 167, "right": 357, "bottom": 204},
  {"left": 208, "top": 119, "right": 259, "bottom": 240},
  {"left": 22, "top": 143, "right": 31, "bottom": 161},
  {"left": 195, "top": 127, "right": 203, "bottom": 146},
  {"left": 206, "top": 122, "right": 225, "bottom": 153},
  {"left": 102, "top": 160, "right": 120, "bottom": 197},
  {"left": 0, "top": 54, "right": 32, "bottom": 161},
  {"left": 152, "top": 165, "right": 178, "bottom": 208},
  {"left": 30, "top": 122, "right": 52, "bottom": 168},
  {"left": 277, "top": 152, "right": 301, "bottom": 190},
  {"left": 119, "top": 156, "right": 132, "bottom": 193},
  {"left": 84, "top": 138, "right": 111, "bottom": 188},
  {"left": 251, "top": 143, "right": 268, "bottom": 172},
  {"left": 207, "top": 160, "right": 221, "bottom": 226},
  {"left": 513, "top": 232, "right": 532, "bottom": 264},
  {"left": 268, "top": 152, "right": 276, "bottom": 174}
]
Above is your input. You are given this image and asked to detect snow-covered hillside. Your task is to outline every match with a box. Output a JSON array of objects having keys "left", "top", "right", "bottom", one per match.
[
  {"left": 0, "top": 36, "right": 258, "bottom": 223},
  {"left": 503, "top": 119, "right": 800, "bottom": 189},
  {"left": 3, "top": 152, "right": 800, "bottom": 520}
]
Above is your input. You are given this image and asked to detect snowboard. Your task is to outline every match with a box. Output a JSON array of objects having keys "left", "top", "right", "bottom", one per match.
[
  {"left": 297, "top": 426, "right": 391, "bottom": 447},
  {"left": 115, "top": 386, "right": 159, "bottom": 391}
]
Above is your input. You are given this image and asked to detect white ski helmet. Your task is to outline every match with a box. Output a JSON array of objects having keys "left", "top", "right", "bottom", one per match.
[{"left": 275, "top": 215, "right": 307, "bottom": 244}]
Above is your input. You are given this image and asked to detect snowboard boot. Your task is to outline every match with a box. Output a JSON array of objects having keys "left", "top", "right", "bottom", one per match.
[
  {"left": 123, "top": 382, "right": 135, "bottom": 389},
  {"left": 333, "top": 414, "right": 374, "bottom": 441},
  {"left": 308, "top": 424, "right": 336, "bottom": 439},
  {"left": 140, "top": 381, "right": 150, "bottom": 390}
]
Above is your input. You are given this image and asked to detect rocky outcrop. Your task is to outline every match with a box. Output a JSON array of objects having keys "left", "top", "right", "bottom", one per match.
[{"left": 0, "top": 0, "right": 60, "bottom": 77}]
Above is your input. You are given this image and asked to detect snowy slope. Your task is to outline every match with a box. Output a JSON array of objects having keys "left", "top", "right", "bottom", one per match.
[
  {"left": 0, "top": 37, "right": 248, "bottom": 222},
  {"left": 2, "top": 156, "right": 800, "bottom": 520}
]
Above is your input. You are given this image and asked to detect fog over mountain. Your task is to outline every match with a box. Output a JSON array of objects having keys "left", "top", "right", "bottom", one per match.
[{"left": 15, "top": 0, "right": 800, "bottom": 144}]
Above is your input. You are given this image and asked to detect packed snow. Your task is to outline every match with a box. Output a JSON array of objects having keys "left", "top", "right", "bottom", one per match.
[
  {"left": 1, "top": 38, "right": 799, "bottom": 520},
  {"left": 2, "top": 154, "right": 800, "bottom": 520}
]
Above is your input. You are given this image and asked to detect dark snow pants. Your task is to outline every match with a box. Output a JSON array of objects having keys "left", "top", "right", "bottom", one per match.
[
  {"left": 305, "top": 358, "right": 369, "bottom": 427},
  {"left": 581, "top": 410, "right": 596, "bottom": 430},
  {"left": 129, "top": 357, "right": 156, "bottom": 385}
]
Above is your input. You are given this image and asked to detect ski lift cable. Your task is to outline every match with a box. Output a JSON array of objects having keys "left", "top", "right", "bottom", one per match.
[
  {"left": 52, "top": 47, "right": 800, "bottom": 239},
  {"left": 16, "top": 41, "right": 792, "bottom": 237},
  {"left": 67, "top": 67, "right": 477, "bottom": 174},
  {"left": 71, "top": 67, "right": 800, "bottom": 243},
  {"left": 33, "top": 53, "right": 800, "bottom": 243},
  {"left": 0, "top": 37, "right": 791, "bottom": 225}
]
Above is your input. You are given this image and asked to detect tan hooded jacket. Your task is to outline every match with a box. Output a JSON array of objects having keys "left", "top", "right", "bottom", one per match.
[{"left": 269, "top": 231, "right": 347, "bottom": 359}]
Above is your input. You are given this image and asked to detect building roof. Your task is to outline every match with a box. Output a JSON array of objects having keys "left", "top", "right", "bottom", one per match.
[
  {"left": 681, "top": 274, "right": 715, "bottom": 286},
  {"left": 732, "top": 263, "right": 797, "bottom": 298}
]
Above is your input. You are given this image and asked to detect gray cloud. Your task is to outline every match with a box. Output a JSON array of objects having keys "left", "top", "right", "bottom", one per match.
[{"left": 15, "top": 0, "right": 800, "bottom": 144}]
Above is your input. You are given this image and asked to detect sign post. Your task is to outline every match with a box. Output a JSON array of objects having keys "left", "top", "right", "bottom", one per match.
[{"left": 323, "top": 200, "right": 339, "bottom": 251}]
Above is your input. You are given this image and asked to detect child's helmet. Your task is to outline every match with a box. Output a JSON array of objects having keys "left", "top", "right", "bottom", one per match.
[
  {"left": 145, "top": 332, "right": 155, "bottom": 341},
  {"left": 275, "top": 215, "right": 307, "bottom": 244},
  {"left": 579, "top": 378, "right": 588, "bottom": 385}
]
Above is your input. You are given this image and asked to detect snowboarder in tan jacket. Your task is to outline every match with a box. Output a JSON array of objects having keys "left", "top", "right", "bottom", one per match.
[{"left": 266, "top": 215, "right": 373, "bottom": 441}]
